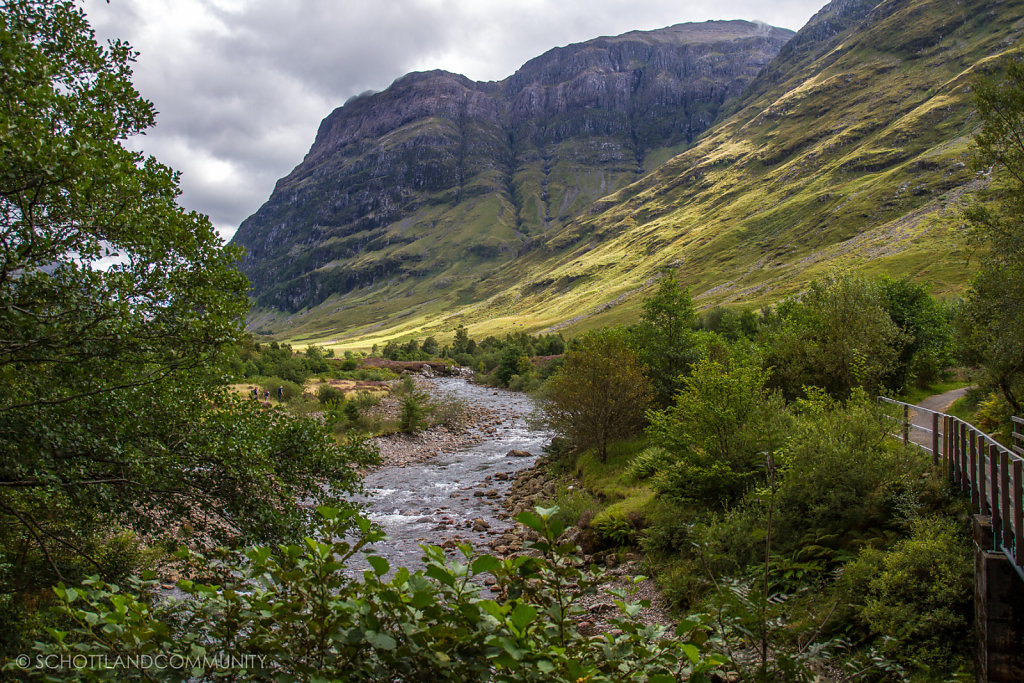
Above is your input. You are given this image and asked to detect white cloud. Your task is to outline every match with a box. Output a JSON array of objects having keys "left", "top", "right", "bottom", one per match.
[{"left": 85, "top": 0, "right": 826, "bottom": 240}]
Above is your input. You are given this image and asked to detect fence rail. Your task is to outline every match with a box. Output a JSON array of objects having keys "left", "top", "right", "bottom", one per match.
[{"left": 878, "top": 396, "right": 1024, "bottom": 583}]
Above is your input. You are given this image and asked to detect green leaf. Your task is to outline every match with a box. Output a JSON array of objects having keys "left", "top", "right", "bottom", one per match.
[
  {"left": 366, "top": 556, "right": 390, "bottom": 576},
  {"left": 515, "top": 511, "right": 545, "bottom": 534},
  {"left": 510, "top": 603, "right": 537, "bottom": 631},
  {"left": 364, "top": 630, "right": 396, "bottom": 650},
  {"left": 471, "top": 555, "right": 501, "bottom": 574}
]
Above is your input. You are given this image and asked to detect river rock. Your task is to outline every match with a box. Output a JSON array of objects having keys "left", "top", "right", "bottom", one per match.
[
  {"left": 472, "top": 518, "right": 490, "bottom": 532},
  {"left": 506, "top": 449, "right": 531, "bottom": 458}
]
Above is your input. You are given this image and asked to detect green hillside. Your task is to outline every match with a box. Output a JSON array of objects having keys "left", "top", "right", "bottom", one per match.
[{"left": 256, "top": 0, "right": 1024, "bottom": 350}]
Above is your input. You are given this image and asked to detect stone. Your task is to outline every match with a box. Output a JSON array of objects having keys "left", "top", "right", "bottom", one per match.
[{"left": 506, "top": 449, "right": 531, "bottom": 458}]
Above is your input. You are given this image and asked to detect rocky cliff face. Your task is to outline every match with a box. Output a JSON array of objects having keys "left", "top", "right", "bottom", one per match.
[{"left": 232, "top": 20, "right": 793, "bottom": 312}]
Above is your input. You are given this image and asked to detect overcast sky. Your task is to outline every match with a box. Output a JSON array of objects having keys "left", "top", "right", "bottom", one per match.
[{"left": 84, "top": 0, "right": 828, "bottom": 241}]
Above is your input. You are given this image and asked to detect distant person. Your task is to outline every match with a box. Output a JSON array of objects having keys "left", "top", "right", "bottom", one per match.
[
  {"left": 278, "top": 386, "right": 284, "bottom": 401},
  {"left": 263, "top": 389, "right": 270, "bottom": 402},
  {"left": 250, "top": 386, "right": 258, "bottom": 400}
]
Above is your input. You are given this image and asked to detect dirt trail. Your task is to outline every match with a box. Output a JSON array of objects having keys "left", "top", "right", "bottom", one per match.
[{"left": 906, "top": 386, "right": 971, "bottom": 448}]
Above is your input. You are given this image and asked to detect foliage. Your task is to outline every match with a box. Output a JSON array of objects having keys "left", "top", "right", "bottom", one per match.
[
  {"left": 20, "top": 507, "right": 728, "bottom": 682},
  {"left": 429, "top": 392, "right": 469, "bottom": 430},
  {"left": 631, "top": 271, "right": 699, "bottom": 406},
  {"left": 257, "top": 377, "right": 303, "bottom": 402},
  {"left": 540, "top": 328, "right": 652, "bottom": 460},
  {"left": 397, "top": 376, "right": 429, "bottom": 433},
  {"left": 763, "top": 274, "right": 907, "bottom": 399},
  {"left": 0, "top": 0, "right": 379, "bottom": 650},
  {"left": 646, "top": 355, "right": 782, "bottom": 507},
  {"left": 317, "top": 383, "right": 346, "bottom": 404},
  {"left": 960, "top": 55, "right": 1024, "bottom": 414},
  {"left": 843, "top": 516, "right": 972, "bottom": 673},
  {"left": 876, "top": 277, "right": 954, "bottom": 391},
  {"left": 624, "top": 446, "right": 675, "bottom": 481}
]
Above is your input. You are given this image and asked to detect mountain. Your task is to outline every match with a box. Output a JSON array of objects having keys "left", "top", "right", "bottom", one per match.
[
  {"left": 231, "top": 21, "right": 794, "bottom": 329},
  {"left": 237, "top": 0, "right": 1024, "bottom": 348}
]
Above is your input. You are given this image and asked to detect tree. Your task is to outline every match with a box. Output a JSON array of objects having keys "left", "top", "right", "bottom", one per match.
[
  {"left": 877, "top": 277, "right": 953, "bottom": 391},
  {"left": 960, "top": 57, "right": 1024, "bottom": 414},
  {"left": 0, "top": 0, "right": 376, "bottom": 622},
  {"left": 763, "top": 273, "right": 906, "bottom": 399},
  {"left": 646, "top": 355, "right": 782, "bottom": 507},
  {"left": 632, "top": 270, "right": 698, "bottom": 406},
  {"left": 540, "top": 329, "right": 651, "bottom": 460}
]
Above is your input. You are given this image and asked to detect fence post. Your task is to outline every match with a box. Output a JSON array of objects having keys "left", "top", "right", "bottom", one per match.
[
  {"left": 1002, "top": 451, "right": 1011, "bottom": 554},
  {"left": 958, "top": 421, "right": 966, "bottom": 491},
  {"left": 980, "top": 435, "right": 989, "bottom": 516},
  {"left": 991, "top": 443, "right": 1001, "bottom": 548},
  {"left": 971, "top": 429, "right": 980, "bottom": 509},
  {"left": 932, "top": 412, "right": 940, "bottom": 467},
  {"left": 902, "top": 404, "right": 909, "bottom": 445},
  {"left": 945, "top": 416, "right": 953, "bottom": 483},
  {"left": 1015, "top": 459, "right": 1023, "bottom": 568}
]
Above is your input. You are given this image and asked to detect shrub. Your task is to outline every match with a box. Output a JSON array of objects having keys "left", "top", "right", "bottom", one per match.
[
  {"left": 317, "top": 383, "right": 346, "bottom": 404},
  {"left": 429, "top": 393, "right": 468, "bottom": 430},
  {"left": 258, "top": 377, "right": 304, "bottom": 402},
  {"left": 27, "top": 507, "right": 728, "bottom": 682},
  {"left": 843, "top": 516, "right": 972, "bottom": 672}
]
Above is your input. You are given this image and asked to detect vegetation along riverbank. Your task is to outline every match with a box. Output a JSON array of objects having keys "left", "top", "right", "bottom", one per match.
[{"left": 5, "top": 0, "right": 1024, "bottom": 680}]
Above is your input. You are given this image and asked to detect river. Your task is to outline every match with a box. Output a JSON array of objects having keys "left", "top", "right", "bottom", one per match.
[{"left": 354, "top": 377, "right": 552, "bottom": 570}]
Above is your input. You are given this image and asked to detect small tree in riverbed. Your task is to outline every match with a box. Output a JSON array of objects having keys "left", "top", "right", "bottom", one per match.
[{"left": 540, "top": 328, "right": 652, "bottom": 461}]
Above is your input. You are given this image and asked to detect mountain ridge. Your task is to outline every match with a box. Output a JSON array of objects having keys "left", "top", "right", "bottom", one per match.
[
  {"left": 237, "top": 0, "right": 1024, "bottom": 348},
  {"left": 231, "top": 20, "right": 794, "bottom": 315}
]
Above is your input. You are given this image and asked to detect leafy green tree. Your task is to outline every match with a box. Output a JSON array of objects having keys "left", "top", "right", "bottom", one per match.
[
  {"left": 452, "top": 324, "right": 471, "bottom": 354},
  {"left": 0, "top": 0, "right": 376, "bottom": 625},
  {"left": 540, "top": 329, "right": 652, "bottom": 461},
  {"left": 421, "top": 335, "right": 439, "bottom": 357},
  {"left": 397, "top": 376, "right": 428, "bottom": 433},
  {"left": 763, "top": 273, "right": 906, "bottom": 399},
  {"left": 495, "top": 343, "right": 531, "bottom": 386},
  {"left": 647, "top": 355, "right": 783, "bottom": 507},
  {"left": 960, "top": 57, "right": 1024, "bottom": 413},
  {"left": 632, "top": 271, "right": 699, "bottom": 406},
  {"left": 877, "top": 277, "right": 953, "bottom": 391}
]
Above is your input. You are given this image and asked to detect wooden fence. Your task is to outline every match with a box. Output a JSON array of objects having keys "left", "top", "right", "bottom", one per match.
[{"left": 878, "top": 397, "right": 1024, "bottom": 583}]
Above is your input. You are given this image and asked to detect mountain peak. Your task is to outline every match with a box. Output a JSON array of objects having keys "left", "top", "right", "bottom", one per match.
[{"left": 233, "top": 20, "right": 793, "bottom": 318}]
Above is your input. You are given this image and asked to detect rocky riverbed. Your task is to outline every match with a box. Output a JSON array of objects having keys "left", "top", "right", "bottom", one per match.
[
  {"left": 353, "top": 377, "right": 551, "bottom": 570},
  {"left": 359, "top": 376, "right": 675, "bottom": 632}
]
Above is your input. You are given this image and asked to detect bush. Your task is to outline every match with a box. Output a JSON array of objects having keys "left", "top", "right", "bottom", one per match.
[
  {"left": 396, "top": 377, "right": 429, "bottom": 433},
  {"left": 843, "top": 516, "right": 972, "bottom": 672},
  {"left": 545, "top": 484, "right": 600, "bottom": 530},
  {"left": 317, "top": 383, "right": 346, "bottom": 404},
  {"left": 429, "top": 392, "right": 468, "bottom": 430},
  {"left": 28, "top": 507, "right": 728, "bottom": 682},
  {"left": 258, "top": 377, "right": 304, "bottom": 402}
]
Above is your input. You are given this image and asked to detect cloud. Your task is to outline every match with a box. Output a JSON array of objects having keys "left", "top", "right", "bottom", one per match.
[{"left": 85, "top": 0, "right": 824, "bottom": 240}]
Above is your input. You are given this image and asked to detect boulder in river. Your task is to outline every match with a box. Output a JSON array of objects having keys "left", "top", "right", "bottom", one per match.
[{"left": 506, "top": 449, "right": 532, "bottom": 458}]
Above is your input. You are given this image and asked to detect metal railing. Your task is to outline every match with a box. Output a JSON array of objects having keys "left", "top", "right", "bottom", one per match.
[{"left": 878, "top": 396, "right": 1024, "bottom": 583}]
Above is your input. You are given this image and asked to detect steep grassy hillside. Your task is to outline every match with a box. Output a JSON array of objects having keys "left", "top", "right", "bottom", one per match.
[
  {"left": 234, "top": 21, "right": 790, "bottom": 318},
  {"left": 255, "top": 0, "right": 1024, "bottom": 350}
]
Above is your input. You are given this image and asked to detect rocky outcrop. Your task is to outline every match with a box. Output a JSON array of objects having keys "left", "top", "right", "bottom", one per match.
[{"left": 232, "top": 21, "right": 793, "bottom": 312}]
